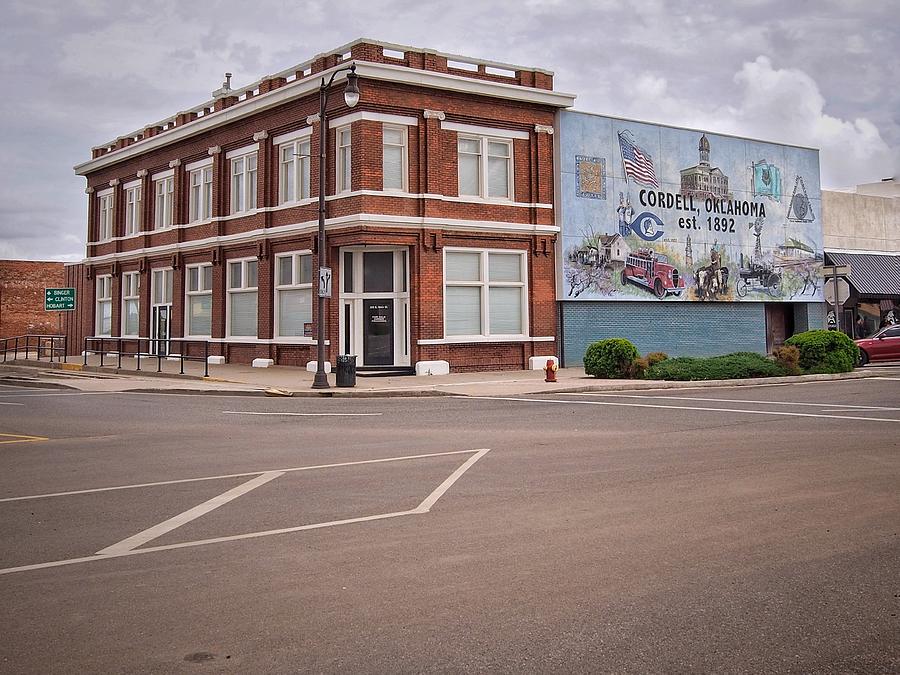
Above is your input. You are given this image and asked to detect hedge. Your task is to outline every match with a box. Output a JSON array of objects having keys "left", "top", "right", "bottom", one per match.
[
  {"left": 783, "top": 330, "right": 859, "bottom": 374},
  {"left": 584, "top": 338, "right": 640, "bottom": 378},
  {"left": 645, "top": 352, "right": 788, "bottom": 381}
]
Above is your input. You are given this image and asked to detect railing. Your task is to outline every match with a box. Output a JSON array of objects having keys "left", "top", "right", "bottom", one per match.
[
  {"left": 83, "top": 337, "right": 209, "bottom": 377},
  {"left": 1, "top": 335, "right": 67, "bottom": 363}
]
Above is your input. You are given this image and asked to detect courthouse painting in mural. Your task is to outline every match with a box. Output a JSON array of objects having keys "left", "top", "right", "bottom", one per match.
[{"left": 558, "top": 111, "right": 824, "bottom": 302}]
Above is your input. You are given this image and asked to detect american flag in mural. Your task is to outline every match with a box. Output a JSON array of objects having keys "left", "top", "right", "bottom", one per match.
[{"left": 618, "top": 131, "right": 659, "bottom": 188}]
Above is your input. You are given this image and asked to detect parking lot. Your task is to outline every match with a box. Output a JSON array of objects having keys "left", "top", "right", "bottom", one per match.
[{"left": 1, "top": 375, "right": 898, "bottom": 672}]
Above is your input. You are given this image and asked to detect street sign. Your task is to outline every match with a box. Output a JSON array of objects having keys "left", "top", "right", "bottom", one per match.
[
  {"left": 318, "top": 267, "right": 332, "bottom": 298},
  {"left": 45, "top": 287, "right": 76, "bottom": 311},
  {"left": 821, "top": 264, "right": 851, "bottom": 277},
  {"left": 823, "top": 277, "right": 851, "bottom": 305}
]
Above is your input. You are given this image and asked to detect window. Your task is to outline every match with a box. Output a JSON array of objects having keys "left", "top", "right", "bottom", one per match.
[
  {"left": 227, "top": 258, "right": 258, "bottom": 337},
  {"left": 279, "top": 140, "right": 311, "bottom": 203},
  {"left": 124, "top": 186, "right": 141, "bottom": 235},
  {"left": 189, "top": 166, "right": 213, "bottom": 222},
  {"left": 152, "top": 268, "right": 174, "bottom": 305},
  {"left": 98, "top": 193, "right": 114, "bottom": 241},
  {"left": 275, "top": 253, "right": 313, "bottom": 337},
  {"left": 230, "top": 153, "right": 258, "bottom": 214},
  {"left": 122, "top": 271, "right": 140, "bottom": 336},
  {"left": 444, "top": 250, "right": 526, "bottom": 337},
  {"left": 457, "top": 136, "right": 513, "bottom": 199},
  {"left": 336, "top": 126, "right": 352, "bottom": 193},
  {"left": 154, "top": 177, "right": 174, "bottom": 229},
  {"left": 382, "top": 124, "right": 407, "bottom": 191},
  {"left": 95, "top": 275, "right": 112, "bottom": 336},
  {"left": 186, "top": 264, "right": 213, "bottom": 336}
]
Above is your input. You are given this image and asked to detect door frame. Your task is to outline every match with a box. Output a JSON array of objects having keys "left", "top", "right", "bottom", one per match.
[{"left": 150, "top": 268, "right": 174, "bottom": 355}]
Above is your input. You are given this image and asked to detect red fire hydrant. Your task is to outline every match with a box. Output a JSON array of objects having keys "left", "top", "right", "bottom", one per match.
[{"left": 544, "top": 358, "right": 558, "bottom": 383}]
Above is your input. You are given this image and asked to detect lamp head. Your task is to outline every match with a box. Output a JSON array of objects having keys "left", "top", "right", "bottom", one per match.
[{"left": 344, "top": 65, "right": 360, "bottom": 108}]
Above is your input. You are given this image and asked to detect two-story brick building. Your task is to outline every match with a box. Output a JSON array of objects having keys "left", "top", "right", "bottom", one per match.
[{"left": 66, "top": 39, "right": 574, "bottom": 373}]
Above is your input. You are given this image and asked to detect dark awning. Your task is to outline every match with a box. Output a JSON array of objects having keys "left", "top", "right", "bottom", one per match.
[{"left": 825, "top": 251, "right": 900, "bottom": 298}]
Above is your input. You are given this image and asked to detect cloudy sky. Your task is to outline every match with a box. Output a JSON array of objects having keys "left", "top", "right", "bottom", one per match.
[{"left": 1, "top": 0, "right": 896, "bottom": 261}]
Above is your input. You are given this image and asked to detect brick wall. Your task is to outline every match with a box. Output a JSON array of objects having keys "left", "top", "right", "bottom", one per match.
[{"left": 0, "top": 261, "right": 65, "bottom": 337}]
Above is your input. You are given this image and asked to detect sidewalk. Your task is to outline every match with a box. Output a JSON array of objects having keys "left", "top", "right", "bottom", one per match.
[{"left": 0, "top": 355, "right": 882, "bottom": 398}]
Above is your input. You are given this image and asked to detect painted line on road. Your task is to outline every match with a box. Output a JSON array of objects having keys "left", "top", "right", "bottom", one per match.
[
  {"left": 0, "top": 402, "right": 25, "bottom": 406},
  {"left": 561, "top": 392, "right": 900, "bottom": 411},
  {"left": 0, "top": 449, "right": 490, "bottom": 577},
  {"left": 874, "top": 377, "right": 900, "bottom": 381},
  {"left": 96, "top": 471, "right": 285, "bottom": 555},
  {"left": 0, "top": 448, "right": 481, "bottom": 503},
  {"left": 0, "top": 433, "right": 49, "bottom": 444},
  {"left": 222, "top": 411, "right": 383, "bottom": 417},
  {"left": 464, "top": 396, "right": 900, "bottom": 424}
]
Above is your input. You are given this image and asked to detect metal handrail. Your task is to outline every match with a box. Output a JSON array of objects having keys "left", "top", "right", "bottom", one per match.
[
  {"left": 83, "top": 337, "right": 210, "bottom": 377},
  {"left": 1, "top": 334, "right": 67, "bottom": 364}
]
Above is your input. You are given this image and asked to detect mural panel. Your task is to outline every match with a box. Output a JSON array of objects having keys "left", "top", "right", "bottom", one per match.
[{"left": 558, "top": 112, "right": 824, "bottom": 302}]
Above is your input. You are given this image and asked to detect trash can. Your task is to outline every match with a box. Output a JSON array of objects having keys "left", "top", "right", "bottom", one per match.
[{"left": 335, "top": 354, "right": 357, "bottom": 387}]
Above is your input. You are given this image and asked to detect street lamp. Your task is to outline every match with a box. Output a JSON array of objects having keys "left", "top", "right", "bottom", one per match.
[{"left": 313, "top": 63, "right": 359, "bottom": 389}]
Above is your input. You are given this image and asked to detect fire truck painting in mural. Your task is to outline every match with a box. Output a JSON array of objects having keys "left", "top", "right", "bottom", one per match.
[{"left": 558, "top": 112, "right": 824, "bottom": 303}]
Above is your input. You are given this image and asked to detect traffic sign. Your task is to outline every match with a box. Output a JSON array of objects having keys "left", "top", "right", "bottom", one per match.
[
  {"left": 318, "top": 267, "right": 332, "bottom": 298},
  {"left": 45, "top": 287, "right": 76, "bottom": 311},
  {"left": 823, "top": 277, "right": 851, "bottom": 305},
  {"left": 821, "top": 264, "right": 851, "bottom": 277}
]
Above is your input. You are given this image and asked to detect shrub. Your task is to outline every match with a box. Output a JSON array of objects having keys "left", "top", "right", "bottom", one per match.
[
  {"left": 629, "top": 356, "right": 650, "bottom": 379},
  {"left": 584, "top": 338, "right": 640, "bottom": 378},
  {"left": 772, "top": 345, "right": 801, "bottom": 376},
  {"left": 646, "top": 352, "right": 787, "bottom": 381},
  {"left": 646, "top": 351, "right": 669, "bottom": 367},
  {"left": 784, "top": 330, "right": 859, "bottom": 374}
]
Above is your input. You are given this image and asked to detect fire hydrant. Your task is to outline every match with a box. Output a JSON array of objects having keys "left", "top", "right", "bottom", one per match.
[{"left": 544, "top": 359, "right": 558, "bottom": 383}]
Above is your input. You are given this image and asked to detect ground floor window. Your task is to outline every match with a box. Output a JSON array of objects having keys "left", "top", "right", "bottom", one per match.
[
  {"left": 186, "top": 264, "right": 213, "bottom": 337},
  {"left": 122, "top": 271, "right": 140, "bottom": 336},
  {"left": 275, "top": 252, "right": 313, "bottom": 338},
  {"left": 444, "top": 249, "right": 527, "bottom": 338},
  {"left": 95, "top": 275, "right": 112, "bottom": 336}
]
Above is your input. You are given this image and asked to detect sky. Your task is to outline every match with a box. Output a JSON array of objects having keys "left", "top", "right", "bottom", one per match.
[{"left": 1, "top": 0, "right": 897, "bottom": 261}]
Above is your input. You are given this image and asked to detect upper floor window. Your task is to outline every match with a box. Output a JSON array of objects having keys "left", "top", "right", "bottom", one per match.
[
  {"left": 444, "top": 249, "right": 526, "bottom": 338},
  {"left": 98, "top": 193, "right": 114, "bottom": 241},
  {"left": 154, "top": 176, "right": 174, "bottom": 229},
  {"left": 95, "top": 275, "right": 112, "bottom": 336},
  {"left": 336, "top": 126, "right": 352, "bottom": 193},
  {"left": 275, "top": 252, "right": 313, "bottom": 338},
  {"left": 186, "top": 263, "right": 213, "bottom": 337},
  {"left": 382, "top": 124, "right": 407, "bottom": 192},
  {"left": 122, "top": 271, "right": 140, "bottom": 336},
  {"left": 124, "top": 185, "right": 141, "bottom": 236},
  {"left": 189, "top": 166, "right": 213, "bottom": 222},
  {"left": 227, "top": 258, "right": 258, "bottom": 337},
  {"left": 230, "top": 153, "right": 258, "bottom": 214},
  {"left": 458, "top": 136, "right": 512, "bottom": 200},
  {"left": 279, "top": 139, "right": 311, "bottom": 203}
]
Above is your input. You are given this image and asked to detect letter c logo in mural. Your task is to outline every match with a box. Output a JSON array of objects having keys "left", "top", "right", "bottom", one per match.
[{"left": 630, "top": 212, "right": 665, "bottom": 241}]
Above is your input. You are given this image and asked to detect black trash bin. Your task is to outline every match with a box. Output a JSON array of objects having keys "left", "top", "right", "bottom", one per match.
[{"left": 335, "top": 354, "right": 357, "bottom": 387}]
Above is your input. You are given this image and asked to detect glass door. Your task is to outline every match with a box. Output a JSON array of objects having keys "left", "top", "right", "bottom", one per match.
[{"left": 150, "top": 268, "right": 173, "bottom": 355}]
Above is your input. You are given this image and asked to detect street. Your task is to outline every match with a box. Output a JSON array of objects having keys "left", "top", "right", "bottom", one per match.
[{"left": 1, "top": 373, "right": 899, "bottom": 673}]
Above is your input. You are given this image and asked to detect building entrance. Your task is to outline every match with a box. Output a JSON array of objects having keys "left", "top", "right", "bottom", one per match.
[{"left": 151, "top": 268, "right": 173, "bottom": 356}]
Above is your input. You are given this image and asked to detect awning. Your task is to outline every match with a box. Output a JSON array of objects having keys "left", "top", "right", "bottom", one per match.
[{"left": 825, "top": 250, "right": 900, "bottom": 298}]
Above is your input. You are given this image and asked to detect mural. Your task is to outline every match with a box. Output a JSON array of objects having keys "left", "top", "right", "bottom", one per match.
[{"left": 559, "top": 112, "right": 824, "bottom": 302}]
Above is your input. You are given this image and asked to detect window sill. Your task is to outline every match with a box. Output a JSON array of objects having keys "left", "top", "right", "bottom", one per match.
[{"left": 418, "top": 335, "right": 554, "bottom": 345}]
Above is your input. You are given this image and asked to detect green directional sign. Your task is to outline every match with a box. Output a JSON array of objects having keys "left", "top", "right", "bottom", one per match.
[{"left": 45, "top": 287, "right": 76, "bottom": 312}]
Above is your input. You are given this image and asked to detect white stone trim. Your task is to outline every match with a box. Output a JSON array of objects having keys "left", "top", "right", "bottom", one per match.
[
  {"left": 418, "top": 336, "right": 555, "bottom": 345},
  {"left": 136, "top": 169, "right": 148, "bottom": 178},
  {"left": 272, "top": 127, "right": 314, "bottom": 146},
  {"left": 441, "top": 120, "right": 529, "bottom": 140},
  {"left": 122, "top": 179, "right": 142, "bottom": 190},
  {"left": 96, "top": 187, "right": 114, "bottom": 198},
  {"left": 225, "top": 142, "right": 260, "bottom": 159},
  {"left": 306, "top": 114, "right": 320, "bottom": 125},
  {"left": 168, "top": 159, "right": 181, "bottom": 168},
  {"left": 423, "top": 110, "right": 446, "bottom": 120},
  {"left": 185, "top": 157, "right": 214, "bottom": 172},
  {"left": 534, "top": 124, "right": 554, "bottom": 135},
  {"left": 252, "top": 130, "right": 269, "bottom": 141},
  {"left": 208, "top": 145, "right": 221, "bottom": 156},
  {"left": 108, "top": 179, "right": 119, "bottom": 187},
  {"left": 328, "top": 111, "right": 419, "bottom": 129},
  {"left": 151, "top": 168, "right": 174, "bottom": 180}
]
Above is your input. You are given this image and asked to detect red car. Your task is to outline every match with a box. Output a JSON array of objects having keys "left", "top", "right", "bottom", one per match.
[{"left": 856, "top": 324, "right": 900, "bottom": 365}]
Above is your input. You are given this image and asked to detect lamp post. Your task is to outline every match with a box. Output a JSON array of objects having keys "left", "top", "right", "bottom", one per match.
[{"left": 312, "top": 63, "right": 359, "bottom": 389}]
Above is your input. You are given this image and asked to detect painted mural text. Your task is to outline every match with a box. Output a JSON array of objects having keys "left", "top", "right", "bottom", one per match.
[{"left": 639, "top": 189, "right": 767, "bottom": 219}]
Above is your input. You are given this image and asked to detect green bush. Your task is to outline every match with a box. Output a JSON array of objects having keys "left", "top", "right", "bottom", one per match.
[
  {"left": 584, "top": 338, "right": 640, "bottom": 378},
  {"left": 784, "top": 330, "right": 859, "bottom": 374},
  {"left": 772, "top": 345, "right": 801, "bottom": 376},
  {"left": 645, "top": 352, "right": 787, "bottom": 381},
  {"left": 646, "top": 351, "right": 669, "bottom": 366}
]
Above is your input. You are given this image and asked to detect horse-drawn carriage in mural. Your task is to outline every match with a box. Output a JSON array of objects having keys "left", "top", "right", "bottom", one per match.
[{"left": 736, "top": 252, "right": 781, "bottom": 297}]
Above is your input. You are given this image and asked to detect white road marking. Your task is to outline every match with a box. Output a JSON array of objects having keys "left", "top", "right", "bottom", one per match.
[
  {"left": 221, "top": 411, "right": 382, "bottom": 417},
  {"left": 873, "top": 377, "right": 900, "bottom": 381},
  {"left": 562, "top": 392, "right": 900, "bottom": 411},
  {"left": 464, "top": 396, "right": 900, "bottom": 424},
  {"left": 0, "top": 449, "right": 480, "bottom": 503},
  {"left": 0, "top": 449, "right": 490, "bottom": 577},
  {"left": 0, "top": 401, "right": 24, "bottom": 406},
  {"left": 96, "top": 471, "right": 284, "bottom": 555}
]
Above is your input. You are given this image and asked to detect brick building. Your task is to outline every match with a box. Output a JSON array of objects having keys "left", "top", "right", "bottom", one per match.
[
  {"left": 0, "top": 261, "right": 65, "bottom": 338},
  {"left": 67, "top": 40, "right": 574, "bottom": 372}
]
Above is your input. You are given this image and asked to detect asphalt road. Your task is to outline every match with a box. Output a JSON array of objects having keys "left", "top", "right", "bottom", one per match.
[{"left": 1, "top": 372, "right": 898, "bottom": 673}]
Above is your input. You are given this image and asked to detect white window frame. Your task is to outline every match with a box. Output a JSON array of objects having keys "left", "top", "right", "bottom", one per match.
[
  {"left": 189, "top": 166, "right": 213, "bottom": 223},
  {"left": 336, "top": 125, "right": 352, "bottom": 194},
  {"left": 230, "top": 152, "right": 258, "bottom": 214},
  {"left": 185, "top": 263, "right": 213, "bottom": 337},
  {"left": 274, "top": 251, "right": 314, "bottom": 340},
  {"left": 121, "top": 271, "right": 140, "bottom": 337},
  {"left": 443, "top": 248, "right": 528, "bottom": 340},
  {"left": 95, "top": 275, "right": 112, "bottom": 336},
  {"left": 457, "top": 135, "right": 514, "bottom": 200},
  {"left": 279, "top": 139, "right": 312, "bottom": 204},
  {"left": 382, "top": 123, "right": 408, "bottom": 192},
  {"left": 124, "top": 184, "right": 141, "bottom": 236},
  {"left": 98, "top": 192, "right": 114, "bottom": 241},
  {"left": 154, "top": 176, "right": 174, "bottom": 229},
  {"left": 226, "top": 257, "right": 259, "bottom": 338}
]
